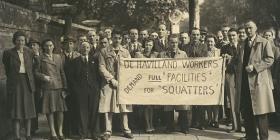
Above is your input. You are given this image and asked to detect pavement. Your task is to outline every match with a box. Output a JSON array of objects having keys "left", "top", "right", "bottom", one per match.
[{"left": 3, "top": 115, "right": 280, "bottom": 140}]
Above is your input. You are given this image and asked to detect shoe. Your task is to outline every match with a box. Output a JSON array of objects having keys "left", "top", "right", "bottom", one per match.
[
  {"left": 238, "top": 136, "right": 258, "bottom": 140},
  {"left": 123, "top": 133, "right": 134, "bottom": 139},
  {"left": 145, "top": 130, "right": 153, "bottom": 134},
  {"left": 58, "top": 135, "right": 65, "bottom": 140},
  {"left": 180, "top": 130, "right": 190, "bottom": 134},
  {"left": 227, "top": 129, "right": 236, "bottom": 133},
  {"left": 213, "top": 122, "right": 219, "bottom": 128},
  {"left": 101, "top": 134, "right": 110, "bottom": 140},
  {"left": 26, "top": 136, "right": 32, "bottom": 140},
  {"left": 49, "top": 136, "right": 58, "bottom": 140},
  {"left": 198, "top": 126, "right": 205, "bottom": 130},
  {"left": 92, "top": 136, "right": 100, "bottom": 140}
]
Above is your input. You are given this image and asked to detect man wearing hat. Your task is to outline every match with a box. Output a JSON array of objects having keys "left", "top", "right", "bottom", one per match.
[
  {"left": 61, "top": 35, "right": 81, "bottom": 137},
  {"left": 28, "top": 38, "right": 41, "bottom": 135},
  {"left": 200, "top": 27, "right": 208, "bottom": 45}
]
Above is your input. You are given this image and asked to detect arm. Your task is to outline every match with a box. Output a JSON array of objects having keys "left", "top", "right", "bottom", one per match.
[
  {"left": 98, "top": 50, "right": 114, "bottom": 83},
  {"left": 2, "top": 50, "right": 10, "bottom": 77},
  {"left": 34, "top": 56, "right": 49, "bottom": 82},
  {"left": 59, "top": 55, "right": 68, "bottom": 90},
  {"left": 252, "top": 40, "right": 274, "bottom": 73}
]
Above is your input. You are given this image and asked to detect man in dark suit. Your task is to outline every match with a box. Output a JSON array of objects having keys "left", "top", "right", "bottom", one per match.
[
  {"left": 236, "top": 20, "right": 275, "bottom": 140},
  {"left": 125, "top": 28, "right": 143, "bottom": 58},
  {"left": 61, "top": 36, "right": 80, "bottom": 136},
  {"left": 72, "top": 42, "right": 100, "bottom": 140},
  {"left": 152, "top": 24, "right": 169, "bottom": 53},
  {"left": 28, "top": 38, "right": 42, "bottom": 135}
]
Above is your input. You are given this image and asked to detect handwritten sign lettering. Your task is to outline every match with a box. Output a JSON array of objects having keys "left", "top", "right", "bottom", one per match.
[{"left": 118, "top": 57, "right": 226, "bottom": 105}]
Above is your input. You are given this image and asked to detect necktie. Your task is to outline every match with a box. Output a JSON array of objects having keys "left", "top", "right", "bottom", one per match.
[
  {"left": 248, "top": 40, "right": 252, "bottom": 47},
  {"left": 161, "top": 39, "right": 164, "bottom": 46},
  {"left": 114, "top": 50, "right": 119, "bottom": 55},
  {"left": 171, "top": 52, "right": 176, "bottom": 58}
]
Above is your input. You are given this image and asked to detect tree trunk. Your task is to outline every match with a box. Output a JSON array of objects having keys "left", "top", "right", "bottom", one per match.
[
  {"left": 63, "top": 14, "right": 72, "bottom": 37},
  {"left": 189, "top": 0, "right": 200, "bottom": 31}
]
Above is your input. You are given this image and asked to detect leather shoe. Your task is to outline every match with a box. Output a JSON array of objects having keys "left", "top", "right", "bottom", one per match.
[
  {"left": 180, "top": 130, "right": 190, "bottom": 134},
  {"left": 58, "top": 135, "right": 65, "bottom": 140},
  {"left": 26, "top": 136, "right": 32, "bottom": 140},
  {"left": 50, "top": 136, "right": 58, "bottom": 140},
  {"left": 101, "top": 134, "right": 110, "bottom": 140},
  {"left": 123, "top": 133, "right": 134, "bottom": 139}
]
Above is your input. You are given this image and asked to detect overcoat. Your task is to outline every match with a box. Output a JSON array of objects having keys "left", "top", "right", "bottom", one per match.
[
  {"left": 235, "top": 35, "right": 275, "bottom": 115},
  {"left": 98, "top": 45, "right": 132, "bottom": 113},
  {"left": 35, "top": 54, "right": 67, "bottom": 90}
]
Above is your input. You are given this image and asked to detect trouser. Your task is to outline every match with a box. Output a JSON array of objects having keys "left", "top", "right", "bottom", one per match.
[
  {"left": 241, "top": 88, "right": 269, "bottom": 140},
  {"left": 178, "top": 110, "right": 192, "bottom": 131},
  {"left": 166, "top": 110, "right": 192, "bottom": 130},
  {"left": 104, "top": 113, "right": 131, "bottom": 135}
]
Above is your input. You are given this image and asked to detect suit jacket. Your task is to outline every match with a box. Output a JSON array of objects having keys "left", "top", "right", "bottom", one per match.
[
  {"left": 124, "top": 41, "right": 143, "bottom": 58},
  {"left": 2, "top": 47, "right": 36, "bottom": 93},
  {"left": 158, "top": 48, "right": 188, "bottom": 58},
  {"left": 152, "top": 37, "right": 169, "bottom": 53},
  {"left": 222, "top": 43, "right": 239, "bottom": 74},
  {"left": 184, "top": 41, "right": 208, "bottom": 57},
  {"left": 35, "top": 54, "right": 67, "bottom": 90},
  {"left": 71, "top": 56, "right": 100, "bottom": 91},
  {"left": 235, "top": 35, "right": 275, "bottom": 115}
]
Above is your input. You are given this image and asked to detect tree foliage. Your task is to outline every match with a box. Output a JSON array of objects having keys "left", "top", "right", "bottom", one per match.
[
  {"left": 200, "top": 0, "right": 280, "bottom": 32},
  {"left": 67, "top": 0, "right": 188, "bottom": 31}
]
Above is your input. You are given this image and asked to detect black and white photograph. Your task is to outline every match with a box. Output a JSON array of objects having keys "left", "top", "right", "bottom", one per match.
[{"left": 0, "top": 0, "right": 280, "bottom": 140}]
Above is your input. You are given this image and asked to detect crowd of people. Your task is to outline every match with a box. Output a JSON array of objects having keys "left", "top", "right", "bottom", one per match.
[{"left": 2, "top": 20, "right": 280, "bottom": 140}]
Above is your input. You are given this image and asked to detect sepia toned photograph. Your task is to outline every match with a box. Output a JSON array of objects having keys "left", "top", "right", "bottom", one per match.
[{"left": 0, "top": 0, "right": 280, "bottom": 140}]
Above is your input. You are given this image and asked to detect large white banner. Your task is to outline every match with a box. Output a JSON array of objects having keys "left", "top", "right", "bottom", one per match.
[{"left": 118, "top": 57, "right": 226, "bottom": 105}]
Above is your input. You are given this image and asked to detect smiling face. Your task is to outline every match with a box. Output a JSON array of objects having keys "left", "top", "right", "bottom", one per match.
[
  {"left": 238, "top": 28, "right": 247, "bottom": 41},
  {"left": 43, "top": 41, "right": 54, "bottom": 55},
  {"left": 264, "top": 31, "right": 273, "bottom": 41},
  {"left": 206, "top": 37, "right": 215, "bottom": 48}
]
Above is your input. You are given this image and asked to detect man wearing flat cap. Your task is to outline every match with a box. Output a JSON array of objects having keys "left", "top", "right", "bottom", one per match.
[
  {"left": 200, "top": 27, "right": 208, "bottom": 45},
  {"left": 61, "top": 35, "right": 81, "bottom": 137},
  {"left": 28, "top": 38, "right": 41, "bottom": 135}
]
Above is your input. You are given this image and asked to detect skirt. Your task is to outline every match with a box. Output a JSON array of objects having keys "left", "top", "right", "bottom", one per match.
[
  {"left": 42, "top": 89, "right": 68, "bottom": 114},
  {"left": 9, "top": 74, "right": 36, "bottom": 119}
]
